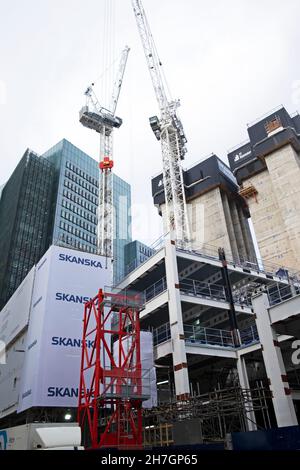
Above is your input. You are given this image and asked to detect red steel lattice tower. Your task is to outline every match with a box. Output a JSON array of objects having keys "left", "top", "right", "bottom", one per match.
[{"left": 78, "top": 288, "right": 145, "bottom": 450}]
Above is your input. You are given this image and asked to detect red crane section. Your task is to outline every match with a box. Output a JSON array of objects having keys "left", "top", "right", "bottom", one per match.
[{"left": 78, "top": 288, "right": 146, "bottom": 450}]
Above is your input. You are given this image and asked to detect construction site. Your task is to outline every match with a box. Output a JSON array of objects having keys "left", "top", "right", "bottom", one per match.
[{"left": 1, "top": 0, "right": 300, "bottom": 453}]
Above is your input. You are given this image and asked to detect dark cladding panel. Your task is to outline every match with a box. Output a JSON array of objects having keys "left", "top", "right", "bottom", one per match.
[
  {"left": 228, "top": 141, "right": 253, "bottom": 172},
  {"left": 234, "top": 158, "right": 266, "bottom": 185},
  {"left": 228, "top": 107, "right": 300, "bottom": 183},
  {"left": 151, "top": 155, "right": 239, "bottom": 206},
  {"left": 292, "top": 114, "right": 300, "bottom": 133},
  {"left": 184, "top": 155, "right": 220, "bottom": 199},
  {"left": 217, "top": 158, "right": 238, "bottom": 187},
  {"left": 152, "top": 173, "right": 164, "bottom": 206},
  {"left": 253, "top": 127, "right": 300, "bottom": 158},
  {"left": 247, "top": 107, "right": 294, "bottom": 146}
]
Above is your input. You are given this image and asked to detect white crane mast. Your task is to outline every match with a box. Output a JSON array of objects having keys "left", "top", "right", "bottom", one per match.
[
  {"left": 110, "top": 46, "right": 130, "bottom": 115},
  {"left": 80, "top": 46, "right": 130, "bottom": 259},
  {"left": 131, "top": 0, "right": 190, "bottom": 246}
]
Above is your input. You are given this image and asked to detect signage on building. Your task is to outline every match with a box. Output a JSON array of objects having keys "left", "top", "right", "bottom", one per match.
[
  {"left": 17, "top": 246, "right": 111, "bottom": 412},
  {"left": 217, "top": 160, "right": 238, "bottom": 185}
]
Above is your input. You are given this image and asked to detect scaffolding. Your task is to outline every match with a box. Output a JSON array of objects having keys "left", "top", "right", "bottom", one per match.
[
  {"left": 142, "top": 385, "right": 273, "bottom": 445},
  {"left": 239, "top": 184, "right": 258, "bottom": 202}
]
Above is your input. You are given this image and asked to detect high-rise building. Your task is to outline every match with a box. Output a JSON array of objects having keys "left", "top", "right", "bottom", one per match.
[
  {"left": 113, "top": 176, "right": 132, "bottom": 284},
  {"left": 0, "top": 140, "right": 132, "bottom": 307},
  {"left": 152, "top": 155, "right": 256, "bottom": 264},
  {"left": 228, "top": 106, "right": 300, "bottom": 272},
  {"left": 0, "top": 150, "right": 54, "bottom": 308},
  {"left": 43, "top": 139, "right": 99, "bottom": 255},
  {"left": 124, "top": 240, "right": 155, "bottom": 276},
  {"left": 43, "top": 139, "right": 132, "bottom": 285}
]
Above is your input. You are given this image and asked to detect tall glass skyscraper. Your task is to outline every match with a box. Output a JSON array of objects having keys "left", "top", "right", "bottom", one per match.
[
  {"left": 0, "top": 139, "right": 132, "bottom": 307},
  {"left": 0, "top": 150, "right": 54, "bottom": 308},
  {"left": 124, "top": 240, "right": 155, "bottom": 277},
  {"left": 43, "top": 139, "right": 132, "bottom": 284},
  {"left": 43, "top": 139, "right": 99, "bottom": 254},
  {"left": 113, "top": 175, "right": 132, "bottom": 284}
]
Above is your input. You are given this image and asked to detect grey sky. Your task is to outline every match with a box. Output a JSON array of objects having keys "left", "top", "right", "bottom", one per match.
[{"left": 0, "top": 0, "right": 299, "bottom": 245}]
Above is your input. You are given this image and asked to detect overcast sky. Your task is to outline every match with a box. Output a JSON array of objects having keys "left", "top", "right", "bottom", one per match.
[{"left": 0, "top": 0, "right": 299, "bottom": 245}]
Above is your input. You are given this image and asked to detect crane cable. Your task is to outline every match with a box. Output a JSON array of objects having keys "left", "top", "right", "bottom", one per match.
[{"left": 99, "top": 0, "right": 117, "bottom": 109}]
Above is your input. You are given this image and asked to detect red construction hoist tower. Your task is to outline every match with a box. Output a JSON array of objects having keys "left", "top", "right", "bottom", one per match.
[{"left": 78, "top": 288, "right": 147, "bottom": 450}]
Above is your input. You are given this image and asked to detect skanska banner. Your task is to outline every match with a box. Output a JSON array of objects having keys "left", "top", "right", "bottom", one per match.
[{"left": 17, "top": 246, "right": 111, "bottom": 412}]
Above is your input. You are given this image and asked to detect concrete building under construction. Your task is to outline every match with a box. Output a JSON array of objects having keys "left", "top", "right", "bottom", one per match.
[
  {"left": 228, "top": 107, "right": 300, "bottom": 272},
  {"left": 117, "top": 236, "right": 300, "bottom": 445},
  {"left": 152, "top": 155, "right": 257, "bottom": 266}
]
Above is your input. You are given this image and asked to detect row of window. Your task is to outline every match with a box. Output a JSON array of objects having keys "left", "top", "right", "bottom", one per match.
[
  {"left": 65, "top": 170, "right": 99, "bottom": 196},
  {"left": 66, "top": 161, "right": 98, "bottom": 188},
  {"left": 60, "top": 232, "right": 97, "bottom": 253},
  {"left": 61, "top": 210, "right": 96, "bottom": 235},
  {"left": 139, "top": 246, "right": 154, "bottom": 257},
  {"left": 62, "top": 199, "right": 97, "bottom": 225},
  {"left": 63, "top": 189, "right": 97, "bottom": 214},
  {"left": 63, "top": 181, "right": 98, "bottom": 206},
  {"left": 59, "top": 221, "right": 97, "bottom": 245}
]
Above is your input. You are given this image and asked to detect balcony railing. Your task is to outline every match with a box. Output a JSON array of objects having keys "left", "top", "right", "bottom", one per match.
[
  {"left": 267, "top": 283, "right": 300, "bottom": 306},
  {"left": 153, "top": 323, "right": 260, "bottom": 349},
  {"left": 176, "top": 243, "right": 300, "bottom": 283},
  {"left": 119, "top": 235, "right": 300, "bottom": 287},
  {"left": 184, "top": 325, "right": 234, "bottom": 348},
  {"left": 145, "top": 278, "right": 167, "bottom": 303},
  {"left": 143, "top": 276, "right": 253, "bottom": 308},
  {"left": 180, "top": 279, "right": 226, "bottom": 302},
  {"left": 153, "top": 323, "right": 171, "bottom": 346},
  {"left": 239, "top": 325, "right": 259, "bottom": 345}
]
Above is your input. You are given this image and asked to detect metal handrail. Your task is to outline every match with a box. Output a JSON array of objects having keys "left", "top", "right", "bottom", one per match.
[
  {"left": 184, "top": 324, "right": 234, "bottom": 348},
  {"left": 239, "top": 325, "right": 259, "bottom": 345},
  {"left": 145, "top": 277, "right": 167, "bottom": 303},
  {"left": 144, "top": 275, "right": 255, "bottom": 307},
  {"left": 121, "top": 235, "right": 300, "bottom": 285},
  {"left": 180, "top": 279, "right": 226, "bottom": 301},
  {"left": 267, "top": 283, "right": 300, "bottom": 306},
  {"left": 177, "top": 243, "right": 300, "bottom": 281},
  {"left": 153, "top": 323, "right": 260, "bottom": 348}
]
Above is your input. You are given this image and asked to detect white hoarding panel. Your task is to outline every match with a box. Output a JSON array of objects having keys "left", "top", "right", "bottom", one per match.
[
  {"left": 18, "top": 246, "right": 111, "bottom": 412},
  {"left": 0, "top": 332, "right": 27, "bottom": 419},
  {"left": 113, "top": 330, "right": 157, "bottom": 409},
  {"left": 0, "top": 268, "right": 35, "bottom": 347},
  {"left": 140, "top": 331, "right": 157, "bottom": 409},
  {"left": 17, "top": 251, "right": 52, "bottom": 412}
]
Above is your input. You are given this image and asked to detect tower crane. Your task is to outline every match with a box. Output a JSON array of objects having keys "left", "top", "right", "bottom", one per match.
[
  {"left": 79, "top": 46, "right": 130, "bottom": 259},
  {"left": 131, "top": 0, "right": 191, "bottom": 246}
]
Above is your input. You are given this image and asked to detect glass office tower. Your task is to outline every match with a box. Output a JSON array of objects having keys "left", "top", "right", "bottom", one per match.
[
  {"left": 0, "top": 150, "right": 54, "bottom": 308},
  {"left": 113, "top": 175, "right": 132, "bottom": 284},
  {"left": 43, "top": 139, "right": 99, "bottom": 254},
  {"left": 124, "top": 240, "right": 155, "bottom": 276},
  {"left": 0, "top": 139, "right": 132, "bottom": 308},
  {"left": 43, "top": 139, "right": 132, "bottom": 284}
]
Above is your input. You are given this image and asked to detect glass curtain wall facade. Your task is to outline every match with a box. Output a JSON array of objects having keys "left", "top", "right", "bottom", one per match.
[
  {"left": 43, "top": 139, "right": 132, "bottom": 285},
  {"left": 113, "top": 175, "right": 132, "bottom": 285},
  {"left": 0, "top": 150, "right": 54, "bottom": 308},
  {"left": 0, "top": 139, "right": 132, "bottom": 308},
  {"left": 43, "top": 139, "right": 99, "bottom": 254},
  {"left": 124, "top": 240, "right": 155, "bottom": 277}
]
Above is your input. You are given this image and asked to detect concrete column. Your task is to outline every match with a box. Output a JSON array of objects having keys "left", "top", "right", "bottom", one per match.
[
  {"left": 221, "top": 192, "right": 239, "bottom": 261},
  {"left": 237, "top": 206, "right": 256, "bottom": 264},
  {"left": 165, "top": 239, "right": 190, "bottom": 400},
  {"left": 252, "top": 293, "right": 298, "bottom": 427},
  {"left": 230, "top": 201, "right": 248, "bottom": 262},
  {"left": 236, "top": 355, "right": 257, "bottom": 431}
]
